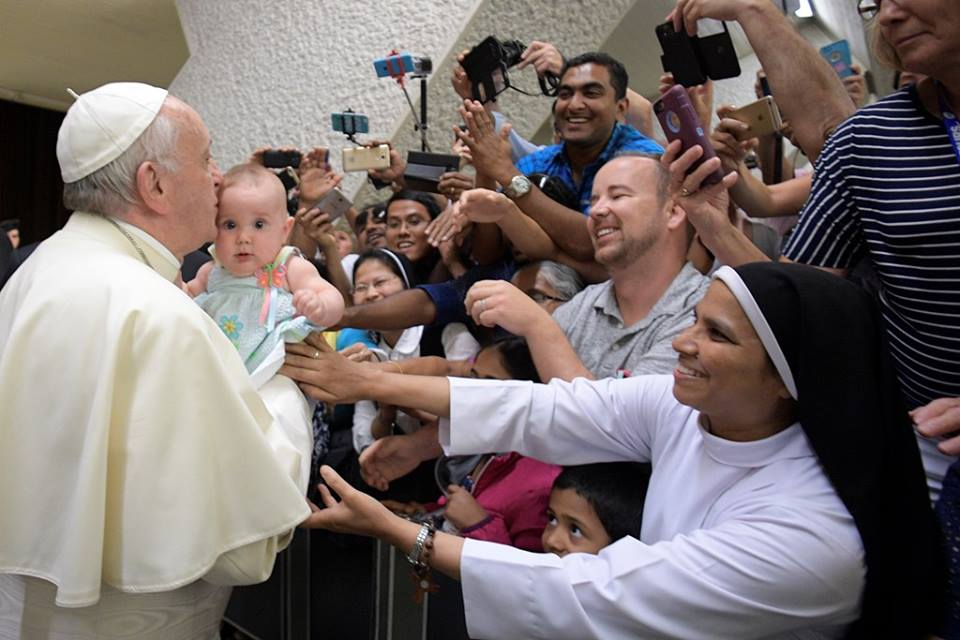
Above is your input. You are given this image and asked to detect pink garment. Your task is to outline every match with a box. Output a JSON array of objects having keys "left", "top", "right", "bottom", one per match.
[{"left": 434, "top": 453, "right": 560, "bottom": 552}]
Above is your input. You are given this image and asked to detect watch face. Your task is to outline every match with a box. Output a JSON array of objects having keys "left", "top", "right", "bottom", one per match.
[{"left": 510, "top": 175, "right": 531, "bottom": 197}]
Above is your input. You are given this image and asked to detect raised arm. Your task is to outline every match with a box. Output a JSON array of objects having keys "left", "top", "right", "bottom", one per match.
[
  {"left": 464, "top": 279, "right": 595, "bottom": 382},
  {"left": 286, "top": 256, "right": 345, "bottom": 327},
  {"left": 337, "top": 287, "right": 436, "bottom": 331},
  {"left": 456, "top": 188, "right": 608, "bottom": 284},
  {"left": 456, "top": 101, "right": 595, "bottom": 261},
  {"left": 672, "top": 0, "right": 855, "bottom": 160}
]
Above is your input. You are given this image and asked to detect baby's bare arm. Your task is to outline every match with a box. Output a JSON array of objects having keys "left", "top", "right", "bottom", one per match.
[
  {"left": 185, "top": 261, "right": 214, "bottom": 297},
  {"left": 286, "top": 256, "right": 345, "bottom": 327}
]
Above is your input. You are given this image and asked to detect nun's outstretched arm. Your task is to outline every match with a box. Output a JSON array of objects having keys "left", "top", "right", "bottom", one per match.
[
  {"left": 303, "top": 465, "right": 465, "bottom": 580},
  {"left": 281, "top": 338, "right": 452, "bottom": 418}
]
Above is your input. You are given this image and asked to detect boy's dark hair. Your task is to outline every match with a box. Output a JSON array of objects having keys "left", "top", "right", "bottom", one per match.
[
  {"left": 553, "top": 462, "right": 651, "bottom": 542},
  {"left": 354, "top": 203, "right": 387, "bottom": 233},
  {"left": 487, "top": 336, "right": 540, "bottom": 383},
  {"left": 561, "top": 52, "right": 629, "bottom": 101},
  {"left": 387, "top": 190, "right": 442, "bottom": 220}
]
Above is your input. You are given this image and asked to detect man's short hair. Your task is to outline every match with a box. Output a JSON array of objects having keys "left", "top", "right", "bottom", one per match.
[
  {"left": 561, "top": 52, "right": 629, "bottom": 101},
  {"left": 611, "top": 151, "right": 669, "bottom": 208},
  {"left": 0, "top": 219, "right": 19, "bottom": 233},
  {"left": 62, "top": 107, "right": 179, "bottom": 216},
  {"left": 552, "top": 462, "right": 651, "bottom": 542}
]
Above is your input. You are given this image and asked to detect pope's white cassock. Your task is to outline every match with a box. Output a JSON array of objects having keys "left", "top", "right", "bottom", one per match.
[
  {"left": 0, "top": 212, "right": 312, "bottom": 639},
  {"left": 442, "top": 375, "right": 865, "bottom": 640}
]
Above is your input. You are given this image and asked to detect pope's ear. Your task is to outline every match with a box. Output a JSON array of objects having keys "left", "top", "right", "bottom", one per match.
[{"left": 136, "top": 160, "right": 169, "bottom": 213}]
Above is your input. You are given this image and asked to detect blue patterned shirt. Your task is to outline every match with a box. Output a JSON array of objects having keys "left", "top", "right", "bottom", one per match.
[{"left": 516, "top": 123, "right": 663, "bottom": 214}]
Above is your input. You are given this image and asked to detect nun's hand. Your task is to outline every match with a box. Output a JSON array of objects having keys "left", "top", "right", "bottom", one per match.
[
  {"left": 282, "top": 338, "right": 370, "bottom": 404},
  {"left": 301, "top": 465, "right": 396, "bottom": 537},
  {"left": 662, "top": 139, "right": 739, "bottom": 239},
  {"left": 912, "top": 397, "right": 960, "bottom": 456}
]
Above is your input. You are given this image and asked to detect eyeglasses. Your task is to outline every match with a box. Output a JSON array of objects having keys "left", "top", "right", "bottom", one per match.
[
  {"left": 528, "top": 290, "right": 568, "bottom": 305},
  {"left": 352, "top": 274, "right": 401, "bottom": 296},
  {"left": 857, "top": 0, "right": 879, "bottom": 20}
]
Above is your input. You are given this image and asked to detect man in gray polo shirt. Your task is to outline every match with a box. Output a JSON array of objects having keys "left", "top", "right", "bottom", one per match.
[{"left": 465, "top": 152, "right": 708, "bottom": 380}]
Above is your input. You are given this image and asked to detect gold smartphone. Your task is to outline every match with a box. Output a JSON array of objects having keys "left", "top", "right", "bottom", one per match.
[
  {"left": 726, "top": 96, "right": 783, "bottom": 140},
  {"left": 342, "top": 144, "right": 391, "bottom": 172}
]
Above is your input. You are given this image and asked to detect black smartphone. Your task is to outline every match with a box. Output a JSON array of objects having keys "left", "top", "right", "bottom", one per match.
[
  {"left": 696, "top": 22, "right": 740, "bottom": 81},
  {"left": 656, "top": 22, "right": 706, "bottom": 87},
  {"left": 657, "top": 21, "right": 740, "bottom": 87},
  {"left": 261, "top": 150, "right": 302, "bottom": 169}
]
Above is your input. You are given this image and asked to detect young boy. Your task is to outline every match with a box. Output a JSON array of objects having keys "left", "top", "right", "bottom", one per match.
[{"left": 541, "top": 462, "right": 652, "bottom": 556}]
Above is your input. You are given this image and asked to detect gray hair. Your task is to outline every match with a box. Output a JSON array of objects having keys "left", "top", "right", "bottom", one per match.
[
  {"left": 535, "top": 260, "right": 584, "bottom": 302},
  {"left": 62, "top": 106, "right": 180, "bottom": 215}
]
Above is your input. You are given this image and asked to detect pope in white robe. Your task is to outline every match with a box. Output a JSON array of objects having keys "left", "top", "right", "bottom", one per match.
[{"left": 0, "top": 205, "right": 311, "bottom": 634}]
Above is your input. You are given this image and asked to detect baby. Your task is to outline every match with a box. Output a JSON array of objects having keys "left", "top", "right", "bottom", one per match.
[
  {"left": 542, "top": 462, "right": 651, "bottom": 556},
  {"left": 187, "top": 163, "right": 344, "bottom": 376}
]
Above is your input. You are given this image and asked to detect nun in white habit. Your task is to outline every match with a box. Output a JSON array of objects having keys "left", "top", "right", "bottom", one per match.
[{"left": 286, "top": 262, "right": 941, "bottom": 639}]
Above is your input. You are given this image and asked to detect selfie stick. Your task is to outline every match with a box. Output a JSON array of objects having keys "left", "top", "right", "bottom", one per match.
[{"left": 376, "top": 50, "right": 432, "bottom": 152}]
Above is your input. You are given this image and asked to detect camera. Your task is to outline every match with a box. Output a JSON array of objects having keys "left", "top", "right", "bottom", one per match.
[
  {"left": 342, "top": 144, "right": 391, "bottom": 172},
  {"left": 462, "top": 36, "right": 559, "bottom": 103}
]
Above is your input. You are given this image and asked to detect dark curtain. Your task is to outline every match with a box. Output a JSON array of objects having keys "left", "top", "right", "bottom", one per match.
[{"left": 0, "top": 99, "right": 70, "bottom": 246}]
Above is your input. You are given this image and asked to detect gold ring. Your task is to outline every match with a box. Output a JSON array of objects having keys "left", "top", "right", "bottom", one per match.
[
  {"left": 680, "top": 186, "right": 695, "bottom": 197},
  {"left": 312, "top": 349, "right": 321, "bottom": 359}
]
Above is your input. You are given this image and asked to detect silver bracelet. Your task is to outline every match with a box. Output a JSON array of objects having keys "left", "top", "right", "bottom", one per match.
[{"left": 407, "top": 523, "right": 430, "bottom": 566}]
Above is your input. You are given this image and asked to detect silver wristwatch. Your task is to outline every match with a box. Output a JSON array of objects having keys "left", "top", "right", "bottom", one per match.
[{"left": 503, "top": 174, "right": 533, "bottom": 200}]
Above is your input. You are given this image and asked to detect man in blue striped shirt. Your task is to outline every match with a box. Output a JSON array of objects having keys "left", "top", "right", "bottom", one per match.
[{"left": 456, "top": 52, "right": 661, "bottom": 264}]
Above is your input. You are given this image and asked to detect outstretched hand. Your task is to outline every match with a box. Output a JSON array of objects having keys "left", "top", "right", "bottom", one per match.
[
  {"left": 454, "top": 100, "right": 515, "bottom": 184},
  {"left": 465, "top": 279, "right": 552, "bottom": 335},
  {"left": 281, "top": 334, "right": 370, "bottom": 404},
  {"left": 300, "top": 465, "right": 396, "bottom": 537}
]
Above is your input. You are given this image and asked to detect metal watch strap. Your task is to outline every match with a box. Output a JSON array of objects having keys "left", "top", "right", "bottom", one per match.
[{"left": 407, "top": 523, "right": 429, "bottom": 565}]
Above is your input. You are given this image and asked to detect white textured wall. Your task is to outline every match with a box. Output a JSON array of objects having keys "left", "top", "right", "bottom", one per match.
[
  {"left": 171, "top": 0, "right": 638, "bottom": 204},
  {"left": 171, "top": 0, "right": 481, "bottom": 197}
]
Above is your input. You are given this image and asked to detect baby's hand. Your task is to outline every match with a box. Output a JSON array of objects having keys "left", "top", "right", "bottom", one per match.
[{"left": 293, "top": 289, "right": 328, "bottom": 325}]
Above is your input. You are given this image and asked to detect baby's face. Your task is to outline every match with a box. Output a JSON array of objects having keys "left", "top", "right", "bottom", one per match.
[
  {"left": 541, "top": 488, "right": 611, "bottom": 557},
  {"left": 215, "top": 185, "right": 292, "bottom": 277}
]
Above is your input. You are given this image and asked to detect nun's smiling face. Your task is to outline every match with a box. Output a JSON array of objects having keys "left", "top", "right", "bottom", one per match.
[{"left": 671, "top": 282, "right": 794, "bottom": 442}]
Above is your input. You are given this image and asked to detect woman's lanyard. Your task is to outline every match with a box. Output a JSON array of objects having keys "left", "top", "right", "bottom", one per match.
[{"left": 935, "top": 80, "right": 960, "bottom": 167}]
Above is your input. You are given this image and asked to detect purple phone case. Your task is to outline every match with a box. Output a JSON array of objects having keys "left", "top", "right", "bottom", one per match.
[{"left": 654, "top": 85, "right": 724, "bottom": 185}]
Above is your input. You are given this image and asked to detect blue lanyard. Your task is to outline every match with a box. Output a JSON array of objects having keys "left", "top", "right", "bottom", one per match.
[{"left": 935, "top": 81, "right": 960, "bottom": 167}]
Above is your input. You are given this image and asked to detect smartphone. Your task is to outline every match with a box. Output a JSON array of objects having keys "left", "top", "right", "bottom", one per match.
[
  {"left": 656, "top": 21, "right": 707, "bottom": 87},
  {"left": 342, "top": 144, "right": 391, "bottom": 172},
  {"left": 726, "top": 96, "right": 783, "bottom": 140},
  {"left": 331, "top": 112, "right": 369, "bottom": 135},
  {"left": 654, "top": 85, "right": 724, "bottom": 185},
  {"left": 403, "top": 151, "right": 462, "bottom": 194},
  {"left": 261, "top": 150, "right": 302, "bottom": 169},
  {"left": 311, "top": 187, "right": 352, "bottom": 221},
  {"left": 695, "top": 21, "right": 741, "bottom": 81},
  {"left": 820, "top": 40, "right": 854, "bottom": 78},
  {"left": 373, "top": 53, "right": 414, "bottom": 78}
]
